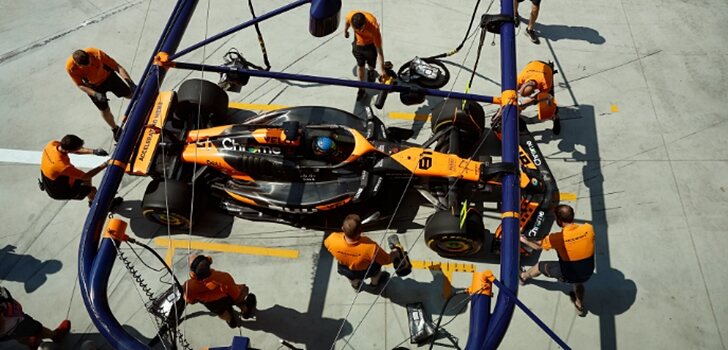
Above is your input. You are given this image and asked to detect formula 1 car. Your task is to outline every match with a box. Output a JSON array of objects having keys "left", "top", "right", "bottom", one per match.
[{"left": 125, "top": 79, "right": 558, "bottom": 257}]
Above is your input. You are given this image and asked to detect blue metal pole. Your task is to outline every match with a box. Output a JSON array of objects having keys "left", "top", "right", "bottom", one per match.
[
  {"left": 79, "top": 1, "right": 199, "bottom": 349},
  {"left": 464, "top": 295, "right": 492, "bottom": 349},
  {"left": 173, "top": 61, "right": 496, "bottom": 103},
  {"left": 87, "top": 239, "right": 143, "bottom": 348},
  {"left": 171, "top": 0, "right": 310, "bottom": 60},
  {"left": 491, "top": 279, "right": 572, "bottom": 350},
  {"left": 122, "top": 0, "right": 185, "bottom": 116},
  {"left": 483, "top": 0, "right": 519, "bottom": 348},
  {"left": 309, "top": 0, "right": 341, "bottom": 37}
]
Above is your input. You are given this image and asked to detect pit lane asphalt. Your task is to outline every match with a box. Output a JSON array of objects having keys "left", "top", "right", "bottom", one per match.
[{"left": 1, "top": 0, "right": 727, "bottom": 349}]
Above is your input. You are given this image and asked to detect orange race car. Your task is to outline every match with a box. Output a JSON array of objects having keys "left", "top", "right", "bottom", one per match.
[{"left": 126, "top": 79, "right": 558, "bottom": 257}]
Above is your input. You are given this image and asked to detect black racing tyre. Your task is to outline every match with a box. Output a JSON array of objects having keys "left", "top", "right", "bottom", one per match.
[
  {"left": 142, "top": 179, "right": 193, "bottom": 228},
  {"left": 176, "top": 79, "right": 229, "bottom": 127},
  {"left": 430, "top": 99, "right": 485, "bottom": 135},
  {"left": 397, "top": 58, "right": 450, "bottom": 89},
  {"left": 424, "top": 210, "right": 485, "bottom": 257}
]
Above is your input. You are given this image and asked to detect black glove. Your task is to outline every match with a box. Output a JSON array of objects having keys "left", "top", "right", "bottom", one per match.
[
  {"left": 92, "top": 92, "right": 109, "bottom": 103},
  {"left": 126, "top": 79, "right": 137, "bottom": 92},
  {"left": 93, "top": 148, "right": 109, "bottom": 157}
]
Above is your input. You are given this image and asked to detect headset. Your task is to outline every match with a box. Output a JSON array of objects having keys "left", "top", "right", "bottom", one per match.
[{"left": 189, "top": 255, "right": 213, "bottom": 280}]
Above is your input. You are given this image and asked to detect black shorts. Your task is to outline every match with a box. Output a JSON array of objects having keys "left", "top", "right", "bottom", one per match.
[
  {"left": 69, "top": 179, "right": 94, "bottom": 200},
  {"left": 88, "top": 73, "right": 132, "bottom": 110},
  {"left": 517, "top": 0, "right": 541, "bottom": 6},
  {"left": 2, "top": 314, "right": 43, "bottom": 339},
  {"left": 538, "top": 259, "right": 593, "bottom": 284},
  {"left": 202, "top": 297, "right": 235, "bottom": 315},
  {"left": 41, "top": 175, "right": 93, "bottom": 200},
  {"left": 352, "top": 43, "right": 377, "bottom": 68},
  {"left": 337, "top": 263, "right": 381, "bottom": 281}
]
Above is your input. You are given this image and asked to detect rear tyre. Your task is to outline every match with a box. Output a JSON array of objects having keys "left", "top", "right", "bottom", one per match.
[
  {"left": 431, "top": 100, "right": 486, "bottom": 156},
  {"left": 431, "top": 99, "right": 485, "bottom": 135},
  {"left": 424, "top": 210, "right": 485, "bottom": 257},
  {"left": 142, "top": 179, "right": 193, "bottom": 228},
  {"left": 176, "top": 79, "right": 229, "bottom": 127}
]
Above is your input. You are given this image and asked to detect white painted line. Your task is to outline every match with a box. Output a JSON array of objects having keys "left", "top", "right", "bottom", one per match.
[{"left": 0, "top": 148, "right": 109, "bottom": 169}]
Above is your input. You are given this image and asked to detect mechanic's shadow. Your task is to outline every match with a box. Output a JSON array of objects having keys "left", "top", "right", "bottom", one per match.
[
  {"left": 0, "top": 245, "right": 62, "bottom": 293},
  {"left": 385, "top": 271, "right": 468, "bottom": 318},
  {"left": 115, "top": 200, "right": 233, "bottom": 239},
  {"left": 239, "top": 304, "right": 353, "bottom": 349},
  {"left": 536, "top": 23, "right": 606, "bottom": 45},
  {"left": 524, "top": 267, "right": 636, "bottom": 318}
]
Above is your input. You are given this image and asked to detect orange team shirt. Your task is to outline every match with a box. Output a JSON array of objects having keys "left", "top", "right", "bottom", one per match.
[
  {"left": 346, "top": 11, "right": 382, "bottom": 47},
  {"left": 517, "top": 60, "right": 554, "bottom": 92},
  {"left": 184, "top": 269, "right": 242, "bottom": 304},
  {"left": 542, "top": 223, "right": 595, "bottom": 262},
  {"left": 40, "top": 141, "right": 86, "bottom": 186},
  {"left": 324, "top": 232, "right": 391, "bottom": 271},
  {"left": 66, "top": 47, "right": 120, "bottom": 87}
]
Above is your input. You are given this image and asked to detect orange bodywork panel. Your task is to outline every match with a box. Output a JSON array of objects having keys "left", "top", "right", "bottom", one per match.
[
  {"left": 181, "top": 140, "right": 241, "bottom": 175},
  {"left": 251, "top": 128, "right": 300, "bottom": 146},
  {"left": 225, "top": 191, "right": 257, "bottom": 206},
  {"left": 494, "top": 200, "right": 540, "bottom": 239},
  {"left": 390, "top": 148, "right": 482, "bottom": 181},
  {"left": 186, "top": 126, "right": 232, "bottom": 142},
  {"left": 344, "top": 128, "right": 381, "bottom": 162},
  {"left": 315, "top": 197, "right": 352, "bottom": 211},
  {"left": 126, "top": 91, "right": 175, "bottom": 176}
]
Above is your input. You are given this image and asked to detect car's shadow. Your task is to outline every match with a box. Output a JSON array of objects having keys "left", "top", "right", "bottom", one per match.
[{"left": 114, "top": 199, "right": 234, "bottom": 239}]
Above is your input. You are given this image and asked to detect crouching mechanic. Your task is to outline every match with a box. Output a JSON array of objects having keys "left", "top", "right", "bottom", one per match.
[
  {"left": 39, "top": 134, "right": 121, "bottom": 206},
  {"left": 0, "top": 287, "right": 70, "bottom": 348},
  {"left": 66, "top": 48, "right": 136, "bottom": 140},
  {"left": 519, "top": 204, "right": 595, "bottom": 315},
  {"left": 517, "top": 60, "right": 560, "bottom": 134},
  {"left": 324, "top": 214, "right": 400, "bottom": 291},
  {"left": 183, "top": 255, "right": 257, "bottom": 328}
]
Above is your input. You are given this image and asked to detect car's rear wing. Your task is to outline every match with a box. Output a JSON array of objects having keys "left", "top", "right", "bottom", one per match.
[{"left": 126, "top": 91, "right": 176, "bottom": 176}]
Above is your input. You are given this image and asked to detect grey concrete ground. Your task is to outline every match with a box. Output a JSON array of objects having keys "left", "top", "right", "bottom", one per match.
[{"left": 1, "top": 0, "right": 727, "bottom": 349}]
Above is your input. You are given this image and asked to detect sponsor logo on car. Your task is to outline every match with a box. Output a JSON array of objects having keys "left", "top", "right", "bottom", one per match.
[{"left": 222, "top": 137, "right": 282, "bottom": 155}]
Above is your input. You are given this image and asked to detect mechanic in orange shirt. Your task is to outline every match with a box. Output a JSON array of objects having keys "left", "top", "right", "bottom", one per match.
[
  {"left": 519, "top": 204, "right": 595, "bottom": 315},
  {"left": 183, "top": 255, "right": 257, "bottom": 328},
  {"left": 39, "top": 135, "right": 113, "bottom": 205},
  {"left": 324, "top": 214, "right": 399, "bottom": 291},
  {"left": 66, "top": 48, "right": 136, "bottom": 140},
  {"left": 344, "top": 11, "right": 386, "bottom": 101},
  {"left": 517, "top": 60, "right": 560, "bottom": 134}
]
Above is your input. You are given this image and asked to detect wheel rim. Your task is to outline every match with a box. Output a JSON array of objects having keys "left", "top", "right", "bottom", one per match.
[
  {"left": 144, "top": 209, "right": 189, "bottom": 227},
  {"left": 435, "top": 237, "right": 473, "bottom": 254}
]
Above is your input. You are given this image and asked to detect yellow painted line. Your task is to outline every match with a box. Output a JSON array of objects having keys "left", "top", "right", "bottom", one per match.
[
  {"left": 228, "top": 102, "right": 288, "bottom": 111},
  {"left": 559, "top": 192, "right": 577, "bottom": 201},
  {"left": 388, "top": 112, "right": 430, "bottom": 121},
  {"left": 387, "top": 259, "right": 476, "bottom": 298},
  {"left": 610, "top": 104, "right": 620, "bottom": 113},
  {"left": 153, "top": 238, "right": 299, "bottom": 266}
]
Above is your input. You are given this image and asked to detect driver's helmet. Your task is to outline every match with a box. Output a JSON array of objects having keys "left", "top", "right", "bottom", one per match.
[{"left": 312, "top": 136, "right": 337, "bottom": 156}]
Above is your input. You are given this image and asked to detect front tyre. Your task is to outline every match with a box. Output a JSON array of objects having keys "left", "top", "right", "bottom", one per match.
[
  {"left": 424, "top": 210, "right": 485, "bottom": 257},
  {"left": 142, "top": 179, "right": 193, "bottom": 228}
]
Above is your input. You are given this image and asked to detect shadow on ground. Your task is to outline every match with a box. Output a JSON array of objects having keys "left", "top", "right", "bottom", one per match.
[
  {"left": 0, "top": 245, "right": 62, "bottom": 293},
  {"left": 529, "top": 101, "right": 638, "bottom": 348},
  {"left": 240, "top": 304, "right": 353, "bottom": 349},
  {"left": 115, "top": 199, "right": 234, "bottom": 239},
  {"left": 536, "top": 23, "right": 606, "bottom": 45}
]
